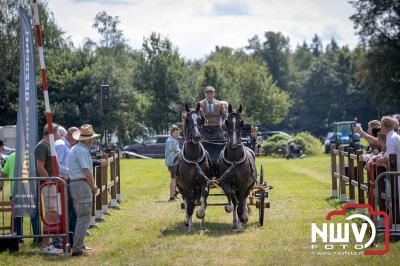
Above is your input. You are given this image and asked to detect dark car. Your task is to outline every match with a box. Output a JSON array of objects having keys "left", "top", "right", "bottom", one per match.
[{"left": 123, "top": 135, "right": 183, "bottom": 158}]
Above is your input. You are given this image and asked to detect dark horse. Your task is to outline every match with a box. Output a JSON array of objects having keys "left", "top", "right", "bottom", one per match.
[
  {"left": 175, "top": 103, "right": 212, "bottom": 232},
  {"left": 218, "top": 104, "right": 256, "bottom": 230}
]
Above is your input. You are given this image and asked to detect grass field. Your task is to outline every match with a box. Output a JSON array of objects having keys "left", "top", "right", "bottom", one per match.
[{"left": 1, "top": 155, "right": 399, "bottom": 265}]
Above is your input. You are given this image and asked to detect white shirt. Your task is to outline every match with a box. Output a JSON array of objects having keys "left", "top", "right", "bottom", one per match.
[
  {"left": 55, "top": 136, "right": 72, "bottom": 178},
  {"left": 384, "top": 130, "right": 400, "bottom": 170}
]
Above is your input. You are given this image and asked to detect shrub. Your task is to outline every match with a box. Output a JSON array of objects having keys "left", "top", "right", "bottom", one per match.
[
  {"left": 293, "top": 132, "right": 322, "bottom": 155},
  {"left": 261, "top": 132, "right": 321, "bottom": 156},
  {"left": 267, "top": 133, "right": 291, "bottom": 143},
  {"left": 261, "top": 133, "right": 291, "bottom": 156}
]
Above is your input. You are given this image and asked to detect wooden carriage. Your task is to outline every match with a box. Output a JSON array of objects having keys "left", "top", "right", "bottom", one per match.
[{"left": 181, "top": 140, "right": 273, "bottom": 226}]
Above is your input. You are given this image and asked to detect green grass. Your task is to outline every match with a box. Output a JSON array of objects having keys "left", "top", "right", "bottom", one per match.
[{"left": 0, "top": 155, "right": 399, "bottom": 265}]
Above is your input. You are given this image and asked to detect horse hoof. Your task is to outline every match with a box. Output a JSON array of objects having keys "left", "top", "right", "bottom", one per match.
[
  {"left": 240, "top": 217, "right": 248, "bottom": 224},
  {"left": 232, "top": 225, "right": 243, "bottom": 232},
  {"left": 225, "top": 205, "right": 233, "bottom": 213},
  {"left": 184, "top": 222, "right": 189, "bottom": 228},
  {"left": 196, "top": 210, "right": 205, "bottom": 219}
]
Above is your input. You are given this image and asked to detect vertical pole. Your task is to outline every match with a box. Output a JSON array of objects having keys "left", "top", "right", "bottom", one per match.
[
  {"left": 32, "top": 0, "right": 66, "bottom": 251},
  {"left": 89, "top": 167, "right": 98, "bottom": 228},
  {"left": 348, "top": 148, "right": 355, "bottom": 203},
  {"left": 95, "top": 165, "right": 105, "bottom": 222},
  {"left": 369, "top": 164, "right": 375, "bottom": 208},
  {"left": 102, "top": 154, "right": 110, "bottom": 215},
  {"left": 389, "top": 154, "right": 398, "bottom": 225},
  {"left": 31, "top": 1, "right": 59, "bottom": 177},
  {"left": 356, "top": 150, "right": 365, "bottom": 204},
  {"left": 116, "top": 150, "right": 122, "bottom": 202},
  {"left": 109, "top": 151, "right": 119, "bottom": 209},
  {"left": 339, "top": 145, "right": 347, "bottom": 202},
  {"left": 331, "top": 144, "right": 338, "bottom": 198}
]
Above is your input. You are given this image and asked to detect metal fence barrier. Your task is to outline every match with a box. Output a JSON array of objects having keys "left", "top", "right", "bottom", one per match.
[{"left": 0, "top": 177, "right": 68, "bottom": 254}]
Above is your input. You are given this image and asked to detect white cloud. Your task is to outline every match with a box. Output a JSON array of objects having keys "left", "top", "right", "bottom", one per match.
[{"left": 47, "top": 0, "right": 360, "bottom": 59}]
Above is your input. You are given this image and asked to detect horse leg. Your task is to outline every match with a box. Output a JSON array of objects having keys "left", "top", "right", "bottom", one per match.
[
  {"left": 222, "top": 183, "right": 234, "bottom": 213},
  {"left": 238, "top": 196, "right": 249, "bottom": 225},
  {"left": 196, "top": 183, "right": 209, "bottom": 230},
  {"left": 185, "top": 198, "right": 195, "bottom": 232},
  {"left": 232, "top": 197, "right": 242, "bottom": 231}
]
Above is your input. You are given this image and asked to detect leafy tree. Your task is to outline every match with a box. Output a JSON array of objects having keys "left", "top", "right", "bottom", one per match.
[
  {"left": 199, "top": 47, "right": 291, "bottom": 125},
  {"left": 92, "top": 11, "right": 125, "bottom": 49},
  {"left": 247, "top": 31, "right": 290, "bottom": 90},
  {"left": 310, "top": 34, "right": 323, "bottom": 57},
  {"left": 134, "top": 33, "right": 187, "bottom": 132},
  {"left": 350, "top": 0, "right": 400, "bottom": 113},
  {"left": 0, "top": 0, "right": 65, "bottom": 126}
]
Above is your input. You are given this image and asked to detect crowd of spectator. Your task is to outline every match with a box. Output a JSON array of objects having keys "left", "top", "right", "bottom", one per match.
[{"left": 0, "top": 123, "right": 107, "bottom": 256}]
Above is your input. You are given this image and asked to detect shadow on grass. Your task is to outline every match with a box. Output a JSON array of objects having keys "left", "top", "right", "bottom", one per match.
[
  {"left": 4, "top": 249, "right": 72, "bottom": 262},
  {"left": 159, "top": 220, "right": 260, "bottom": 238},
  {"left": 325, "top": 197, "right": 345, "bottom": 210}
]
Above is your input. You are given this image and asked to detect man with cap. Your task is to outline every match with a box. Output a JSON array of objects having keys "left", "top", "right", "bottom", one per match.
[
  {"left": 198, "top": 86, "right": 228, "bottom": 176},
  {"left": 198, "top": 85, "right": 228, "bottom": 142},
  {"left": 67, "top": 124, "right": 100, "bottom": 256}
]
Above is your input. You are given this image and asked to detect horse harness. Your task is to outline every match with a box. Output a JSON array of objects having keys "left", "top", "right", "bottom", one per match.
[
  {"left": 177, "top": 143, "right": 211, "bottom": 185},
  {"left": 217, "top": 144, "right": 256, "bottom": 184}
]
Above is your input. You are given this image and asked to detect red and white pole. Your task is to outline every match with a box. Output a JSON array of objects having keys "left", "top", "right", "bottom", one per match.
[
  {"left": 31, "top": 0, "right": 59, "bottom": 178},
  {"left": 31, "top": 1, "right": 69, "bottom": 252}
]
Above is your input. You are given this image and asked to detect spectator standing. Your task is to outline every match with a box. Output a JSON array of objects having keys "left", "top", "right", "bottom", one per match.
[
  {"left": 67, "top": 124, "right": 100, "bottom": 256},
  {"left": 54, "top": 127, "right": 78, "bottom": 248},
  {"left": 165, "top": 126, "right": 181, "bottom": 201},
  {"left": 34, "top": 123, "right": 63, "bottom": 254}
]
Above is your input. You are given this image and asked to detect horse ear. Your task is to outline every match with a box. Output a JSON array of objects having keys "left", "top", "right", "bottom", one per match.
[
  {"left": 228, "top": 104, "right": 233, "bottom": 113},
  {"left": 185, "top": 103, "right": 190, "bottom": 112},
  {"left": 196, "top": 102, "right": 201, "bottom": 112},
  {"left": 238, "top": 104, "right": 242, "bottom": 114}
]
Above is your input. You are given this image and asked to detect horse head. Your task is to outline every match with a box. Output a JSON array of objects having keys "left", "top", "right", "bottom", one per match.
[
  {"left": 184, "top": 102, "right": 205, "bottom": 144},
  {"left": 225, "top": 104, "right": 243, "bottom": 148}
]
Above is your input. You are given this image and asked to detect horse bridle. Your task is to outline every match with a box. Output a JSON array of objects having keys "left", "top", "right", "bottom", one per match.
[
  {"left": 226, "top": 117, "right": 242, "bottom": 146},
  {"left": 185, "top": 112, "right": 203, "bottom": 143}
]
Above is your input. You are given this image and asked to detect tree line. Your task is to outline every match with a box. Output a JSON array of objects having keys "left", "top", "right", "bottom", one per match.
[{"left": 0, "top": 0, "right": 398, "bottom": 144}]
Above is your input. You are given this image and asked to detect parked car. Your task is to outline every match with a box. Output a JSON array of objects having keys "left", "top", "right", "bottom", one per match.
[
  {"left": 123, "top": 135, "right": 184, "bottom": 158},
  {"left": 259, "top": 131, "right": 291, "bottom": 140}
]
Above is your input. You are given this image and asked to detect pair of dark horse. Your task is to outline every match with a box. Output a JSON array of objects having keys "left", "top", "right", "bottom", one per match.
[{"left": 175, "top": 103, "right": 256, "bottom": 232}]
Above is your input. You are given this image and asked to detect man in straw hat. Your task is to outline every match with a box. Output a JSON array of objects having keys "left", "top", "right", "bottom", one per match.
[{"left": 67, "top": 124, "right": 100, "bottom": 256}]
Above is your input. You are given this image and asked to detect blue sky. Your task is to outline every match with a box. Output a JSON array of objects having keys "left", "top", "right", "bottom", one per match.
[{"left": 48, "top": 0, "right": 359, "bottom": 59}]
